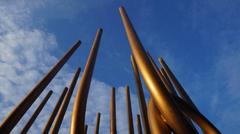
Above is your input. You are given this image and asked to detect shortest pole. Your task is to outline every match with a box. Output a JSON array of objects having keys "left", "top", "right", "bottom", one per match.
[
  {"left": 84, "top": 125, "right": 88, "bottom": 134},
  {"left": 94, "top": 112, "right": 101, "bottom": 134},
  {"left": 20, "top": 90, "right": 53, "bottom": 134},
  {"left": 136, "top": 114, "right": 143, "bottom": 134}
]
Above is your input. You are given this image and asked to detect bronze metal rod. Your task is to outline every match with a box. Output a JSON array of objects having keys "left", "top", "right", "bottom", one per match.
[
  {"left": 159, "top": 68, "right": 178, "bottom": 96},
  {"left": 110, "top": 87, "right": 117, "bottom": 134},
  {"left": 20, "top": 90, "right": 53, "bottom": 134},
  {"left": 50, "top": 68, "right": 81, "bottom": 133},
  {"left": 174, "top": 96, "right": 221, "bottom": 134},
  {"left": 94, "top": 112, "right": 101, "bottom": 134},
  {"left": 42, "top": 87, "right": 68, "bottom": 134},
  {"left": 125, "top": 85, "right": 134, "bottom": 134},
  {"left": 148, "top": 98, "right": 171, "bottom": 134},
  {"left": 0, "top": 40, "right": 80, "bottom": 133},
  {"left": 147, "top": 52, "right": 177, "bottom": 96},
  {"left": 159, "top": 58, "right": 198, "bottom": 110},
  {"left": 84, "top": 125, "right": 88, "bottom": 134},
  {"left": 119, "top": 6, "right": 196, "bottom": 134},
  {"left": 136, "top": 114, "right": 143, "bottom": 134},
  {"left": 70, "top": 28, "right": 103, "bottom": 134},
  {"left": 130, "top": 55, "right": 151, "bottom": 134}
]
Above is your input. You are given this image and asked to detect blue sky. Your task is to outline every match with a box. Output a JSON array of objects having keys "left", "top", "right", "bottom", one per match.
[{"left": 0, "top": 0, "right": 240, "bottom": 133}]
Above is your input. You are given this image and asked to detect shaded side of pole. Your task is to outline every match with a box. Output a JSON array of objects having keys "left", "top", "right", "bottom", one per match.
[
  {"left": 50, "top": 68, "right": 80, "bottom": 133},
  {"left": 119, "top": 6, "right": 196, "bottom": 134},
  {"left": 42, "top": 87, "right": 68, "bottom": 134},
  {"left": 130, "top": 55, "right": 151, "bottom": 134},
  {"left": 84, "top": 125, "right": 88, "bottom": 134},
  {"left": 94, "top": 112, "right": 101, "bottom": 134},
  {"left": 20, "top": 90, "right": 53, "bottom": 134},
  {"left": 110, "top": 87, "right": 117, "bottom": 134},
  {"left": 147, "top": 98, "right": 170, "bottom": 134},
  {"left": 159, "top": 58, "right": 198, "bottom": 110},
  {"left": 125, "top": 85, "right": 134, "bottom": 134},
  {"left": 136, "top": 114, "right": 143, "bottom": 134},
  {"left": 71, "top": 28, "right": 103, "bottom": 134},
  {"left": 0, "top": 40, "right": 80, "bottom": 133}
]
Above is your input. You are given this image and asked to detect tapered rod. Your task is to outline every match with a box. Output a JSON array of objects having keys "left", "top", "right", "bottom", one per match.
[
  {"left": 125, "top": 85, "right": 134, "bottom": 134},
  {"left": 110, "top": 87, "right": 117, "bottom": 134},
  {"left": 42, "top": 87, "right": 68, "bottom": 134},
  {"left": 71, "top": 28, "right": 103, "bottom": 134},
  {"left": 84, "top": 125, "right": 88, "bottom": 134},
  {"left": 136, "top": 114, "right": 143, "bottom": 134},
  {"left": 94, "top": 112, "right": 101, "bottom": 134},
  {"left": 50, "top": 68, "right": 81, "bottom": 133},
  {"left": 159, "top": 68, "right": 178, "bottom": 96},
  {"left": 119, "top": 6, "right": 196, "bottom": 133},
  {"left": 0, "top": 41, "right": 80, "bottom": 133},
  {"left": 147, "top": 52, "right": 177, "bottom": 96},
  {"left": 173, "top": 96, "right": 221, "bottom": 134},
  {"left": 148, "top": 98, "right": 170, "bottom": 134},
  {"left": 130, "top": 55, "right": 151, "bottom": 134},
  {"left": 159, "top": 58, "right": 198, "bottom": 110},
  {"left": 20, "top": 90, "right": 53, "bottom": 134}
]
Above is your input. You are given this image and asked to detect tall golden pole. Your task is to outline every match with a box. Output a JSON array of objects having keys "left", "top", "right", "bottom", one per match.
[
  {"left": 125, "top": 85, "right": 134, "bottom": 134},
  {"left": 71, "top": 28, "right": 103, "bottom": 134},
  {"left": 136, "top": 114, "right": 143, "bottom": 134},
  {"left": 0, "top": 41, "right": 80, "bottom": 133},
  {"left": 110, "top": 87, "right": 117, "bottom": 134},
  {"left": 94, "top": 112, "right": 101, "bottom": 134},
  {"left": 20, "top": 90, "right": 53, "bottom": 134},
  {"left": 119, "top": 6, "right": 196, "bottom": 133},
  {"left": 50, "top": 68, "right": 81, "bottom": 133},
  {"left": 84, "top": 125, "right": 88, "bottom": 134},
  {"left": 159, "top": 58, "right": 198, "bottom": 110},
  {"left": 42, "top": 87, "right": 68, "bottom": 134},
  {"left": 159, "top": 68, "right": 177, "bottom": 96},
  {"left": 148, "top": 98, "right": 170, "bottom": 134},
  {"left": 130, "top": 55, "right": 151, "bottom": 134}
]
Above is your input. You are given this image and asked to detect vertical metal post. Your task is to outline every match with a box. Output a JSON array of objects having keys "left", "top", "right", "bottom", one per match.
[
  {"left": 110, "top": 87, "right": 117, "bottom": 134},
  {"left": 42, "top": 87, "right": 68, "bottom": 134},
  {"left": 20, "top": 90, "right": 53, "bottom": 134},
  {"left": 50, "top": 68, "right": 81, "bottom": 133},
  {"left": 0, "top": 41, "right": 80, "bottom": 133},
  {"left": 130, "top": 55, "right": 151, "bottom": 134},
  {"left": 125, "top": 85, "right": 134, "bottom": 134},
  {"left": 119, "top": 6, "right": 196, "bottom": 133},
  {"left": 136, "top": 114, "right": 143, "bottom": 134},
  {"left": 71, "top": 28, "right": 103, "bottom": 134},
  {"left": 94, "top": 112, "right": 101, "bottom": 134}
]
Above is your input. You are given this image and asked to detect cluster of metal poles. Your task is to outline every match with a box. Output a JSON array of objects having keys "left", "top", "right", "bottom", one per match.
[{"left": 0, "top": 6, "right": 220, "bottom": 134}]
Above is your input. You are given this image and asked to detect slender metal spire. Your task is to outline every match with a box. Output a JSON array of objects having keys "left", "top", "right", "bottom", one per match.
[
  {"left": 42, "top": 87, "right": 68, "bottom": 134},
  {"left": 136, "top": 114, "right": 143, "bottom": 134},
  {"left": 159, "top": 57, "right": 198, "bottom": 110},
  {"left": 119, "top": 6, "right": 196, "bottom": 133},
  {"left": 94, "top": 112, "right": 101, "bottom": 134},
  {"left": 0, "top": 41, "right": 80, "bottom": 133},
  {"left": 71, "top": 28, "right": 103, "bottom": 134},
  {"left": 159, "top": 68, "right": 177, "bottom": 96},
  {"left": 21, "top": 90, "right": 53, "bottom": 134},
  {"left": 110, "top": 87, "right": 117, "bottom": 134},
  {"left": 130, "top": 55, "right": 151, "bottom": 134},
  {"left": 50, "top": 68, "right": 81, "bottom": 133},
  {"left": 125, "top": 85, "right": 134, "bottom": 134}
]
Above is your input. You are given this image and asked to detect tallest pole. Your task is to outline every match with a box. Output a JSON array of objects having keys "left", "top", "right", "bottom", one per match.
[
  {"left": 0, "top": 41, "right": 80, "bottom": 133},
  {"left": 119, "top": 6, "right": 196, "bottom": 134}
]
